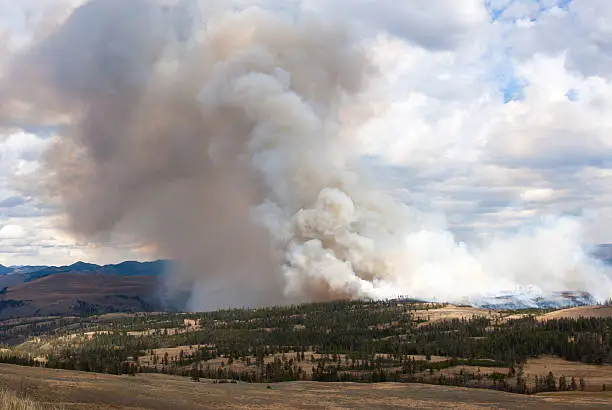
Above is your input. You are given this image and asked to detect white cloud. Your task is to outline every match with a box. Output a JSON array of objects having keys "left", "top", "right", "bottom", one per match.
[
  {"left": 0, "top": 214, "right": 155, "bottom": 266},
  {"left": 0, "top": 224, "right": 26, "bottom": 239},
  {"left": 520, "top": 188, "right": 555, "bottom": 202},
  {"left": 349, "top": 0, "right": 612, "bottom": 244},
  {"left": 305, "top": 0, "right": 488, "bottom": 50}
]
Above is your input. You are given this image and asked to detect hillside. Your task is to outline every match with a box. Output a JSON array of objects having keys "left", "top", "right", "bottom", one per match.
[
  {"left": 0, "top": 364, "right": 610, "bottom": 409},
  {"left": 0, "top": 273, "right": 162, "bottom": 320},
  {"left": 538, "top": 305, "right": 612, "bottom": 321},
  {"left": 0, "top": 260, "right": 168, "bottom": 319},
  {"left": 1, "top": 298, "right": 612, "bottom": 408}
]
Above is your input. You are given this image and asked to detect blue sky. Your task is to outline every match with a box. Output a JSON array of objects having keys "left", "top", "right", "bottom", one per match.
[{"left": 2, "top": 0, "right": 612, "bottom": 265}]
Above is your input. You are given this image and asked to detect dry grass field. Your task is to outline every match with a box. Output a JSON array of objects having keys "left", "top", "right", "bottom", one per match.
[
  {"left": 1, "top": 364, "right": 611, "bottom": 409},
  {"left": 433, "top": 356, "right": 612, "bottom": 392},
  {"left": 538, "top": 306, "right": 612, "bottom": 321},
  {"left": 1, "top": 387, "right": 54, "bottom": 410},
  {"left": 524, "top": 356, "right": 612, "bottom": 391},
  {"left": 413, "top": 305, "right": 498, "bottom": 323}
]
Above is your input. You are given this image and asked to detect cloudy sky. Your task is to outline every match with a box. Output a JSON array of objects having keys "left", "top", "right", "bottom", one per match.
[{"left": 1, "top": 0, "right": 612, "bottom": 266}]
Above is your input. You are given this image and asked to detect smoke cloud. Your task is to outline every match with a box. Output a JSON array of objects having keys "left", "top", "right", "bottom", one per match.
[{"left": 2, "top": 0, "right": 612, "bottom": 310}]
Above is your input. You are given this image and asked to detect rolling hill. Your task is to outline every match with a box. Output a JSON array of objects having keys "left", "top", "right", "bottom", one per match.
[
  {"left": 1, "top": 364, "right": 611, "bottom": 409},
  {"left": 538, "top": 305, "right": 612, "bottom": 320},
  {"left": 0, "top": 260, "right": 168, "bottom": 319},
  {"left": 0, "top": 273, "right": 163, "bottom": 319},
  {"left": 0, "top": 260, "right": 168, "bottom": 289}
]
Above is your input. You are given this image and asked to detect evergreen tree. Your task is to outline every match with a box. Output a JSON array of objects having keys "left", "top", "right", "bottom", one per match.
[
  {"left": 546, "top": 371, "right": 557, "bottom": 392},
  {"left": 558, "top": 375, "right": 567, "bottom": 391}
]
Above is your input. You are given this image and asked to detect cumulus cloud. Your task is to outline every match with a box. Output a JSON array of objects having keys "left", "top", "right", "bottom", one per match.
[
  {"left": 520, "top": 188, "right": 555, "bottom": 202},
  {"left": 0, "top": 224, "right": 26, "bottom": 239},
  {"left": 353, "top": 1, "right": 612, "bottom": 242}
]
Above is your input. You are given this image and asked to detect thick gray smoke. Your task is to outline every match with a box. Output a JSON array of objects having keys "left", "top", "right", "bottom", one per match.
[
  {"left": 1, "top": 0, "right": 374, "bottom": 309},
  {"left": 2, "top": 0, "right": 612, "bottom": 310}
]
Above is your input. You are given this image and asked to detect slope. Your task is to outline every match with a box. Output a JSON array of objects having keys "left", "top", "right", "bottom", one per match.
[
  {"left": 0, "top": 364, "right": 610, "bottom": 409},
  {"left": 0, "top": 273, "right": 162, "bottom": 319}
]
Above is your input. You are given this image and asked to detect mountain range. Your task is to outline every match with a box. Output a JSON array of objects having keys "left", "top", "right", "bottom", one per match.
[
  {"left": 0, "top": 260, "right": 168, "bottom": 288},
  {"left": 0, "top": 260, "right": 169, "bottom": 319}
]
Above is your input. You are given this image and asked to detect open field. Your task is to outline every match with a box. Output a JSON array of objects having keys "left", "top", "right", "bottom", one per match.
[
  {"left": 0, "top": 386, "right": 62, "bottom": 410},
  {"left": 524, "top": 356, "right": 612, "bottom": 391},
  {"left": 1, "top": 364, "right": 611, "bottom": 409},
  {"left": 413, "top": 305, "right": 498, "bottom": 324},
  {"left": 538, "top": 306, "right": 612, "bottom": 321},
  {"left": 410, "top": 303, "right": 612, "bottom": 324}
]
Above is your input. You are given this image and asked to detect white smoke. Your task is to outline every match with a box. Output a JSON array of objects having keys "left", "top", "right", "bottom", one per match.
[
  {"left": 197, "top": 27, "right": 612, "bottom": 305},
  {"left": 1, "top": 0, "right": 611, "bottom": 310}
]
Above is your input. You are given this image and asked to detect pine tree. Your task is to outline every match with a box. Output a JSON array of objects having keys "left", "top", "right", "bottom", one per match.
[
  {"left": 190, "top": 366, "right": 200, "bottom": 381},
  {"left": 546, "top": 371, "right": 557, "bottom": 392},
  {"left": 558, "top": 375, "right": 567, "bottom": 391}
]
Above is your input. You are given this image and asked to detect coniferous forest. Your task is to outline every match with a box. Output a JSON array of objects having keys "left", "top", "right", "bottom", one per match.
[{"left": 1, "top": 299, "right": 611, "bottom": 395}]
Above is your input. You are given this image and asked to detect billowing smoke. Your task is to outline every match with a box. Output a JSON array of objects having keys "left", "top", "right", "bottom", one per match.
[{"left": 2, "top": 0, "right": 612, "bottom": 310}]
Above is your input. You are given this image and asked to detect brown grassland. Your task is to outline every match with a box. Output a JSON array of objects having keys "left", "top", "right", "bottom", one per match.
[
  {"left": 412, "top": 305, "right": 498, "bottom": 323},
  {"left": 538, "top": 305, "right": 612, "bottom": 321},
  {"left": 1, "top": 363, "right": 611, "bottom": 409}
]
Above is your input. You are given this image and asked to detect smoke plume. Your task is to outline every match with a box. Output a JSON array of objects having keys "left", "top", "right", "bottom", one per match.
[{"left": 2, "top": 0, "right": 612, "bottom": 309}]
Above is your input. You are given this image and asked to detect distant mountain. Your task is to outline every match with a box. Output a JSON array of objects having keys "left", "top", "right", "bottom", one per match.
[
  {"left": 101, "top": 260, "right": 171, "bottom": 277},
  {"left": 0, "top": 273, "right": 162, "bottom": 319},
  {"left": 0, "top": 260, "right": 168, "bottom": 289},
  {"left": 0, "top": 265, "right": 48, "bottom": 275},
  {"left": 0, "top": 260, "right": 169, "bottom": 319},
  {"left": 69, "top": 261, "right": 101, "bottom": 271}
]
